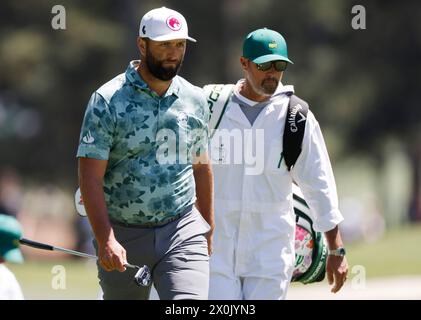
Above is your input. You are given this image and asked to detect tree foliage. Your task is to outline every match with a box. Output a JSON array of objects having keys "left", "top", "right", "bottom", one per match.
[{"left": 0, "top": 1, "right": 419, "bottom": 203}]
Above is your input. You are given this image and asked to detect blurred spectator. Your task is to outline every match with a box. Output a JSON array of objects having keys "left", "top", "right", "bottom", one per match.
[
  {"left": 74, "top": 216, "right": 95, "bottom": 256},
  {"left": 0, "top": 167, "right": 23, "bottom": 218},
  {"left": 0, "top": 213, "right": 24, "bottom": 299},
  {"left": 18, "top": 185, "right": 76, "bottom": 258},
  {"left": 340, "top": 196, "right": 385, "bottom": 244}
]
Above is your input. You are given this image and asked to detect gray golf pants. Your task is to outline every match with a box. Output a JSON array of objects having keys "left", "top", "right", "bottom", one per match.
[{"left": 94, "top": 206, "right": 211, "bottom": 300}]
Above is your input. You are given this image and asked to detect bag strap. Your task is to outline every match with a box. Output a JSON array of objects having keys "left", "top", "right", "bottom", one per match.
[
  {"left": 203, "top": 85, "right": 309, "bottom": 172},
  {"left": 203, "top": 84, "right": 235, "bottom": 137},
  {"left": 282, "top": 94, "right": 309, "bottom": 171}
]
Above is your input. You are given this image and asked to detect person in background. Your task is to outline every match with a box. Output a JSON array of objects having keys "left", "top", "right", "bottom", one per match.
[{"left": 0, "top": 213, "right": 24, "bottom": 300}]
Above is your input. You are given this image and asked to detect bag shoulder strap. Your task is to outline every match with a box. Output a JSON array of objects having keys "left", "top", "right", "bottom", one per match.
[
  {"left": 283, "top": 94, "right": 310, "bottom": 171},
  {"left": 203, "top": 84, "right": 235, "bottom": 134}
]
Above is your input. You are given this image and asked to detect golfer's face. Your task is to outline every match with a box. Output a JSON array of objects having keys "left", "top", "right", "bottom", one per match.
[
  {"left": 142, "top": 39, "right": 186, "bottom": 81},
  {"left": 147, "top": 39, "right": 186, "bottom": 68}
]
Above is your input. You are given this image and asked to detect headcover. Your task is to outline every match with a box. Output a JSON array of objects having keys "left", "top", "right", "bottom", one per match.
[{"left": 291, "top": 186, "right": 328, "bottom": 284}]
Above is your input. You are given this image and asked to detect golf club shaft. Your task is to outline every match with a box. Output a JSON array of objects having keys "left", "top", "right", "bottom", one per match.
[
  {"left": 52, "top": 246, "right": 97, "bottom": 260},
  {"left": 19, "top": 238, "right": 137, "bottom": 269}
]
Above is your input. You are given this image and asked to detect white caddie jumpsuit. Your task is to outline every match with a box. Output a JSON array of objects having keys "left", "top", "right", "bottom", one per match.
[{"left": 208, "top": 81, "right": 344, "bottom": 300}]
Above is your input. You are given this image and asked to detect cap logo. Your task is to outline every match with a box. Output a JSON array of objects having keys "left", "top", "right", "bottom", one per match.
[
  {"left": 269, "top": 41, "right": 278, "bottom": 49},
  {"left": 166, "top": 16, "right": 181, "bottom": 31},
  {"left": 142, "top": 25, "right": 146, "bottom": 34}
]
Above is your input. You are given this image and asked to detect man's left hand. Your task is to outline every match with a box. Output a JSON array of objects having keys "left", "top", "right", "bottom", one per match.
[{"left": 326, "top": 255, "right": 348, "bottom": 293}]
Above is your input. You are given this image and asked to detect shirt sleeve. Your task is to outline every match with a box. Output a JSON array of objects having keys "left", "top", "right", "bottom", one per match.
[
  {"left": 76, "top": 92, "right": 115, "bottom": 160},
  {"left": 291, "top": 111, "right": 344, "bottom": 232}
]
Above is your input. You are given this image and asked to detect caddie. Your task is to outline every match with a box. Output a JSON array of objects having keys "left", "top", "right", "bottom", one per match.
[{"left": 205, "top": 28, "right": 348, "bottom": 300}]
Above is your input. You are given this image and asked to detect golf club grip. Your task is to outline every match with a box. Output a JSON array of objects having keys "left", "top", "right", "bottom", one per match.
[{"left": 19, "top": 238, "right": 54, "bottom": 251}]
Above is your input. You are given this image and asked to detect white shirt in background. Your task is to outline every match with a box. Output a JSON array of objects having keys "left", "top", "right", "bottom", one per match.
[{"left": 0, "top": 264, "right": 24, "bottom": 300}]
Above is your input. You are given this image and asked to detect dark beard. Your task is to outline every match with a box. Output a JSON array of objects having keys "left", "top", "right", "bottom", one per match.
[{"left": 145, "top": 48, "right": 183, "bottom": 81}]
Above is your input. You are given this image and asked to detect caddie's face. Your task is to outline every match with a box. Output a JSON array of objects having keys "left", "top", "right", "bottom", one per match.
[
  {"left": 241, "top": 57, "right": 284, "bottom": 96},
  {"left": 138, "top": 38, "right": 186, "bottom": 81}
]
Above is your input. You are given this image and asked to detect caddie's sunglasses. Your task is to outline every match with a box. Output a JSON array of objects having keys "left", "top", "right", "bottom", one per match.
[{"left": 255, "top": 60, "right": 288, "bottom": 72}]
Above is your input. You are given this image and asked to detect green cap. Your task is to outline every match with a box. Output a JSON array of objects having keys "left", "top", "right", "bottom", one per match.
[
  {"left": 0, "top": 214, "right": 24, "bottom": 263},
  {"left": 243, "top": 28, "right": 293, "bottom": 64}
]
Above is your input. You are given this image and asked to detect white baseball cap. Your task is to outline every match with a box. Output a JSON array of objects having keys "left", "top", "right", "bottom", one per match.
[{"left": 139, "top": 7, "right": 196, "bottom": 42}]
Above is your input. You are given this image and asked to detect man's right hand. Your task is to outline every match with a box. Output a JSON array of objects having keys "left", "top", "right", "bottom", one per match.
[
  {"left": 97, "top": 237, "right": 127, "bottom": 272},
  {"left": 79, "top": 158, "right": 127, "bottom": 273}
]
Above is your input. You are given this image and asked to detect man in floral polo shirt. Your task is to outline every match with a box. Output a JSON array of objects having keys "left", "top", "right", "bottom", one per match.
[{"left": 76, "top": 7, "right": 213, "bottom": 300}]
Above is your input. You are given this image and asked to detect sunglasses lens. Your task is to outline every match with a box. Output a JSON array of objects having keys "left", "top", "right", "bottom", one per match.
[
  {"left": 256, "top": 61, "right": 288, "bottom": 71},
  {"left": 275, "top": 61, "right": 288, "bottom": 71},
  {"left": 257, "top": 62, "right": 272, "bottom": 71}
]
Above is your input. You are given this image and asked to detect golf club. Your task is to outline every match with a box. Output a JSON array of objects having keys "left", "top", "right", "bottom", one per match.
[{"left": 19, "top": 238, "right": 151, "bottom": 287}]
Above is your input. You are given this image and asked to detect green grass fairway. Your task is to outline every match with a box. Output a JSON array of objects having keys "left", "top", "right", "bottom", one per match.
[
  {"left": 7, "top": 224, "right": 421, "bottom": 299},
  {"left": 346, "top": 223, "right": 421, "bottom": 278},
  {"left": 8, "top": 259, "right": 99, "bottom": 300}
]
